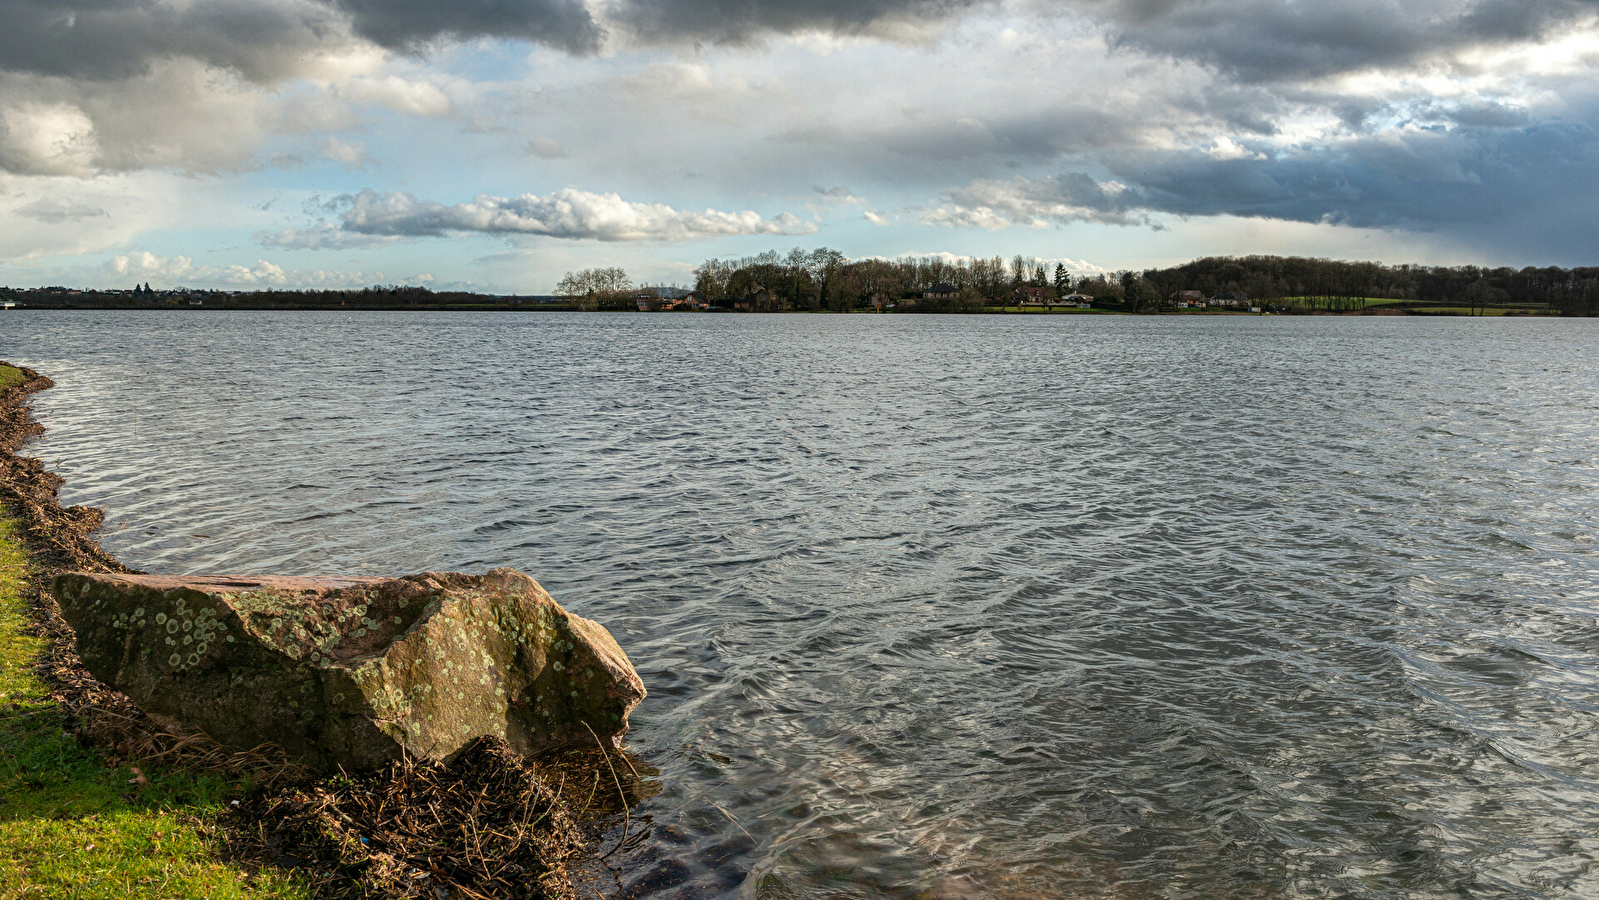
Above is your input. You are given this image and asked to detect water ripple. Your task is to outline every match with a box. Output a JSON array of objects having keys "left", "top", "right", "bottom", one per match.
[{"left": 5, "top": 311, "right": 1599, "bottom": 898}]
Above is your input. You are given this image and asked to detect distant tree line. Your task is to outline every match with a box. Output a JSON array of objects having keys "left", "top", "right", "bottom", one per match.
[
  {"left": 8, "top": 254, "right": 1599, "bottom": 315},
  {"left": 1140, "top": 256, "right": 1599, "bottom": 315},
  {"left": 679, "top": 251, "right": 1599, "bottom": 315}
]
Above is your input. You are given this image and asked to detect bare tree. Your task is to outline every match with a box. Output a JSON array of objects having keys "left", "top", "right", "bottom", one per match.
[{"left": 557, "top": 267, "right": 632, "bottom": 310}]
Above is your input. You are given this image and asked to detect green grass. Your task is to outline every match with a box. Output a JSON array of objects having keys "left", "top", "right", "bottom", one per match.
[
  {"left": 0, "top": 365, "right": 27, "bottom": 392},
  {"left": 1406, "top": 306, "right": 1519, "bottom": 316},
  {"left": 0, "top": 512, "right": 309, "bottom": 900}
]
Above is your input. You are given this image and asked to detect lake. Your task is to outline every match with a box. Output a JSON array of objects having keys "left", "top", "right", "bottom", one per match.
[{"left": 6, "top": 310, "right": 1599, "bottom": 899}]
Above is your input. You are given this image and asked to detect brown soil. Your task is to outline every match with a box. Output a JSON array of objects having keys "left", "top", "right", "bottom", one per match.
[{"left": 0, "top": 361, "right": 622, "bottom": 900}]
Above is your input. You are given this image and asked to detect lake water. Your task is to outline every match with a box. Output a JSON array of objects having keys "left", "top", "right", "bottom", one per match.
[{"left": 5, "top": 311, "right": 1599, "bottom": 899}]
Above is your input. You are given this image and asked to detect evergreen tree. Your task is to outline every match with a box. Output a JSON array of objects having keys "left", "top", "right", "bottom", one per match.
[{"left": 1053, "top": 263, "right": 1069, "bottom": 296}]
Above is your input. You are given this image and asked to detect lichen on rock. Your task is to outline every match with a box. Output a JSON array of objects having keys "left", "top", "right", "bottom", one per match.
[{"left": 52, "top": 568, "right": 645, "bottom": 771}]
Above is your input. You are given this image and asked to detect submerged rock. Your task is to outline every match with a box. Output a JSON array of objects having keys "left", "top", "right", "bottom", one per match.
[{"left": 52, "top": 568, "right": 645, "bottom": 770}]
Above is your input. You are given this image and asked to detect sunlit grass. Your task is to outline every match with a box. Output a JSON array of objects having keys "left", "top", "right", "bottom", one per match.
[
  {"left": 0, "top": 512, "right": 308, "bottom": 900},
  {"left": 0, "top": 364, "right": 27, "bottom": 392}
]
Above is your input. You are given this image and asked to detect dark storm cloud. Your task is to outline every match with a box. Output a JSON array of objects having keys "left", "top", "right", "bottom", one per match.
[
  {"left": 0, "top": 0, "right": 344, "bottom": 81},
  {"left": 330, "top": 0, "right": 602, "bottom": 53},
  {"left": 608, "top": 0, "right": 1597, "bottom": 82},
  {"left": 606, "top": 0, "right": 991, "bottom": 43},
  {"left": 0, "top": 0, "right": 601, "bottom": 82},
  {"left": 1119, "top": 122, "right": 1599, "bottom": 229},
  {"left": 6, "top": 0, "right": 1589, "bottom": 84},
  {"left": 935, "top": 118, "right": 1599, "bottom": 254},
  {"left": 1090, "top": 0, "right": 1599, "bottom": 82}
]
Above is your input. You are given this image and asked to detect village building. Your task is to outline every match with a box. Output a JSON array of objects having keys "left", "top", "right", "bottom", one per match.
[
  {"left": 1013, "top": 286, "right": 1053, "bottom": 306},
  {"left": 924, "top": 283, "right": 958, "bottom": 301}
]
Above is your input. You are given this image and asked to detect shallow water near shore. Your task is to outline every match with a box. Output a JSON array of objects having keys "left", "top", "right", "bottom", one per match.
[{"left": 6, "top": 310, "right": 1599, "bottom": 899}]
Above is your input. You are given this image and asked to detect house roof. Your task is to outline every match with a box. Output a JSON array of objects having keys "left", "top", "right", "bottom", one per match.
[{"left": 926, "top": 282, "right": 958, "bottom": 293}]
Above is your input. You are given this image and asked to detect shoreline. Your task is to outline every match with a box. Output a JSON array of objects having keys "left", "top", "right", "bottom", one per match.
[
  {"left": 1, "top": 362, "right": 312, "bottom": 897},
  {"left": 0, "top": 304, "right": 1568, "bottom": 316},
  {"left": 0, "top": 361, "right": 619, "bottom": 900}
]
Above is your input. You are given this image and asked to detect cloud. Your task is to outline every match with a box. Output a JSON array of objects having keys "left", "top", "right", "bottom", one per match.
[
  {"left": 329, "top": 0, "right": 602, "bottom": 54},
  {"left": 0, "top": 56, "right": 357, "bottom": 176},
  {"left": 318, "top": 136, "right": 373, "bottom": 170},
  {"left": 920, "top": 115, "right": 1599, "bottom": 256},
  {"left": 0, "top": 101, "right": 98, "bottom": 175},
  {"left": 805, "top": 184, "right": 866, "bottom": 215},
  {"left": 270, "top": 187, "right": 819, "bottom": 244},
  {"left": 814, "top": 185, "right": 858, "bottom": 201},
  {"left": 607, "top": 0, "right": 990, "bottom": 45},
  {"left": 0, "top": 0, "right": 602, "bottom": 84},
  {"left": 0, "top": 0, "right": 349, "bottom": 82},
  {"left": 603, "top": 62, "right": 761, "bottom": 124},
  {"left": 526, "top": 137, "right": 570, "bottom": 159},
  {"left": 1116, "top": 120, "right": 1599, "bottom": 238},
  {"left": 257, "top": 222, "right": 402, "bottom": 250},
  {"left": 0, "top": 170, "right": 201, "bottom": 261},
  {"left": 1090, "top": 0, "right": 1599, "bottom": 83},
  {"left": 106, "top": 250, "right": 394, "bottom": 288},
  {"left": 339, "top": 75, "right": 455, "bottom": 116},
  {"left": 924, "top": 172, "right": 1155, "bottom": 228},
  {"left": 15, "top": 198, "right": 108, "bottom": 224},
  {"left": 0, "top": 0, "right": 553, "bottom": 177}
]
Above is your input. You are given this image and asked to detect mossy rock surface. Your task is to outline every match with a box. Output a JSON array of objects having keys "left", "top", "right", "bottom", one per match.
[{"left": 52, "top": 568, "right": 645, "bottom": 770}]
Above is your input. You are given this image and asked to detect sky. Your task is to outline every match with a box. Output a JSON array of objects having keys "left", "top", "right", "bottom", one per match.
[{"left": 2, "top": 0, "right": 1598, "bottom": 293}]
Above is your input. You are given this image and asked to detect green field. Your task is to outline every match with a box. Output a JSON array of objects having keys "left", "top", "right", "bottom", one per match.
[
  {"left": 0, "top": 481, "right": 306, "bottom": 897},
  {"left": 1406, "top": 306, "right": 1519, "bottom": 316}
]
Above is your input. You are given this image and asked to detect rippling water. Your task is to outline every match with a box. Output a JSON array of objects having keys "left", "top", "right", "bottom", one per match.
[{"left": 6, "top": 310, "right": 1599, "bottom": 899}]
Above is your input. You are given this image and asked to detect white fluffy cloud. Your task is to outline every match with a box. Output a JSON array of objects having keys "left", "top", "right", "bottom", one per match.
[
  {"left": 268, "top": 188, "right": 819, "bottom": 245},
  {"left": 106, "top": 251, "right": 388, "bottom": 288},
  {"left": 0, "top": 102, "right": 99, "bottom": 176}
]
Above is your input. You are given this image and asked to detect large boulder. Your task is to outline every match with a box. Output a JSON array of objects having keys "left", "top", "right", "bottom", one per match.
[{"left": 52, "top": 568, "right": 645, "bottom": 770}]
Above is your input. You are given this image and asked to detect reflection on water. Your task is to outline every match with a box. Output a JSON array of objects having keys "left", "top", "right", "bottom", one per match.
[{"left": 7, "top": 311, "right": 1599, "bottom": 898}]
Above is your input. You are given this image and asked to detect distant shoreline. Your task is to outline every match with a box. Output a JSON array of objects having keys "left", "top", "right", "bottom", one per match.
[
  {"left": 0, "top": 303, "right": 1568, "bottom": 316},
  {"left": 8, "top": 251, "right": 1596, "bottom": 316}
]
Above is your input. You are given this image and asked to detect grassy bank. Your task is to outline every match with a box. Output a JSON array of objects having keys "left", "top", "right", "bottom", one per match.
[{"left": 0, "top": 362, "right": 308, "bottom": 899}]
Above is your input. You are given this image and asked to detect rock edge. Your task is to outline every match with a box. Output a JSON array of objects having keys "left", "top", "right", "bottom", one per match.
[{"left": 53, "top": 567, "right": 645, "bottom": 771}]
